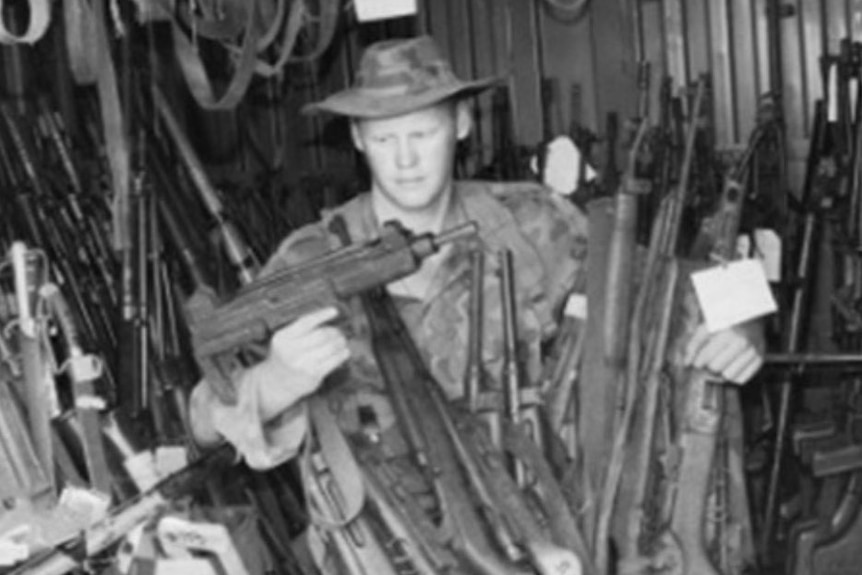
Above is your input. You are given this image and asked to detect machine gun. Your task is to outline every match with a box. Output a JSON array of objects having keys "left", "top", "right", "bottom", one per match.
[{"left": 186, "top": 220, "right": 477, "bottom": 404}]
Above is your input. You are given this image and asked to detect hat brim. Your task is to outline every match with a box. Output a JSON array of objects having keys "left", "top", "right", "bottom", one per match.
[{"left": 302, "top": 76, "right": 500, "bottom": 119}]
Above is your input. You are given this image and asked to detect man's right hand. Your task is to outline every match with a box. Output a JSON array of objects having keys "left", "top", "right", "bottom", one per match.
[{"left": 263, "top": 306, "right": 351, "bottom": 410}]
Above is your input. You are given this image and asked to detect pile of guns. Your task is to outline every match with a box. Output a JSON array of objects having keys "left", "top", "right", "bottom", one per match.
[
  {"left": 0, "top": 78, "right": 335, "bottom": 570},
  {"left": 755, "top": 37, "right": 862, "bottom": 574}
]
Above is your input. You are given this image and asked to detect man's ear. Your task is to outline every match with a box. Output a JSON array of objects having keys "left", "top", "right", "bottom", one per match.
[
  {"left": 350, "top": 120, "right": 366, "bottom": 152},
  {"left": 455, "top": 100, "right": 473, "bottom": 141}
]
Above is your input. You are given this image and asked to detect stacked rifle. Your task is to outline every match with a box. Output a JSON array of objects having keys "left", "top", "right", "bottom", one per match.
[
  {"left": 755, "top": 37, "right": 862, "bottom": 574},
  {"left": 541, "top": 65, "right": 787, "bottom": 574}
]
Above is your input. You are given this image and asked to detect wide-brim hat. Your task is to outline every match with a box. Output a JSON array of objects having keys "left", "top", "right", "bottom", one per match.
[{"left": 303, "top": 35, "right": 500, "bottom": 119}]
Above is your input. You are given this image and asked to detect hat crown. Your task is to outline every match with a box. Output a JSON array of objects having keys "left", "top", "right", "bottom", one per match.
[
  {"left": 355, "top": 36, "right": 460, "bottom": 95},
  {"left": 303, "top": 35, "right": 498, "bottom": 118}
]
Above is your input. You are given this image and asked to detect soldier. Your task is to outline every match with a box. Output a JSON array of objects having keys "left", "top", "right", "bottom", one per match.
[{"left": 188, "top": 35, "right": 764, "bottom": 569}]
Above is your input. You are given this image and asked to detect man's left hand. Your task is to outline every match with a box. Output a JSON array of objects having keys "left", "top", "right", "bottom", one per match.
[{"left": 683, "top": 319, "right": 765, "bottom": 384}]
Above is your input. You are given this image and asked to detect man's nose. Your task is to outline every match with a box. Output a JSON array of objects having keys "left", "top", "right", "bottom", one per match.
[{"left": 395, "top": 138, "right": 418, "bottom": 168}]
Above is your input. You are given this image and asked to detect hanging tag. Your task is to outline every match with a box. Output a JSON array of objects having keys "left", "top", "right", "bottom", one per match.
[
  {"left": 691, "top": 258, "right": 777, "bottom": 333},
  {"left": 563, "top": 292, "right": 588, "bottom": 319}
]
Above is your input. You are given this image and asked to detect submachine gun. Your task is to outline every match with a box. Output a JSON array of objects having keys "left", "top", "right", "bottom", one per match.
[{"left": 185, "top": 220, "right": 477, "bottom": 404}]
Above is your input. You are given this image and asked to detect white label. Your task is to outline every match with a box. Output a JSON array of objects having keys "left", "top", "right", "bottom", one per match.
[
  {"left": 691, "top": 259, "right": 777, "bottom": 333},
  {"left": 563, "top": 293, "right": 588, "bottom": 319},
  {"left": 157, "top": 517, "right": 229, "bottom": 554},
  {"left": 354, "top": 0, "right": 417, "bottom": 22}
]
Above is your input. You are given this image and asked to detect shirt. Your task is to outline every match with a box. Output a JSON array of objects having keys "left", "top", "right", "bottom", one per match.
[{"left": 205, "top": 180, "right": 589, "bottom": 467}]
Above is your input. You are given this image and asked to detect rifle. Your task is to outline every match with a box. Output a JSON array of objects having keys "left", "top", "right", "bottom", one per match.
[
  {"left": 499, "top": 248, "right": 545, "bottom": 483},
  {"left": 601, "top": 76, "right": 707, "bottom": 571},
  {"left": 10, "top": 242, "right": 56, "bottom": 495},
  {"left": 42, "top": 283, "right": 114, "bottom": 496},
  {"left": 151, "top": 86, "right": 259, "bottom": 285},
  {"left": 187, "top": 220, "right": 477, "bottom": 405},
  {"left": 465, "top": 249, "right": 504, "bottom": 449},
  {"left": 361, "top": 285, "right": 587, "bottom": 575}
]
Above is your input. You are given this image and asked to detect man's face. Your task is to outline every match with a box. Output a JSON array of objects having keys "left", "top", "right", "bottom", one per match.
[{"left": 351, "top": 102, "right": 470, "bottom": 213}]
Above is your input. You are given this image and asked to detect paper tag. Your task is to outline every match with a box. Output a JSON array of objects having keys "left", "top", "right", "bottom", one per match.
[
  {"left": 157, "top": 517, "right": 229, "bottom": 554},
  {"left": 753, "top": 229, "right": 782, "bottom": 282},
  {"left": 354, "top": 0, "right": 417, "bottom": 21},
  {"left": 563, "top": 293, "right": 588, "bottom": 319},
  {"left": 691, "top": 259, "right": 777, "bottom": 333}
]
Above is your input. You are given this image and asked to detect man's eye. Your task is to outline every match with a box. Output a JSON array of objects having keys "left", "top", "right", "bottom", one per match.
[{"left": 372, "top": 135, "right": 392, "bottom": 144}]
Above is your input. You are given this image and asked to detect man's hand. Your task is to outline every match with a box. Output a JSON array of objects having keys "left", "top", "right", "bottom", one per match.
[
  {"left": 266, "top": 306, "right": 351, "bottom": 404},
  {"left": 683, "top": 319, "right": 765, "bottom": 384}
]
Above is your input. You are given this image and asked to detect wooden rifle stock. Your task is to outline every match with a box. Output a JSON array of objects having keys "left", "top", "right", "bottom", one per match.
[{"left": 361, "top": 288, "right": 526, "bottom": 575}]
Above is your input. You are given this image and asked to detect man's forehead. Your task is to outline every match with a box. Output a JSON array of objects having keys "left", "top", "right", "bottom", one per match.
[{"left": 353, "top": 102, "right": 455, "bottom": 130}]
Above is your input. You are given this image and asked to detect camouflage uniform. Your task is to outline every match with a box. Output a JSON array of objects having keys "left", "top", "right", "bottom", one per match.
[{"left": 241, "top": 180, "right": 588, "bottom": 463}]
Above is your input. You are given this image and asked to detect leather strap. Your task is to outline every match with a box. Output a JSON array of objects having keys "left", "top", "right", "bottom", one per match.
[
  {"left": 171, "top": 0, "right": 261, "bottom": 110},
  {"left": 0, "top": 0, "right": 50, "bottom": 44}
]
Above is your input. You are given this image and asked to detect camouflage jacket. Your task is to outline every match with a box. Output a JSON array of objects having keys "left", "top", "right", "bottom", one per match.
[{"left": 215, "top": 180, "right": 589, "bottom": 465}]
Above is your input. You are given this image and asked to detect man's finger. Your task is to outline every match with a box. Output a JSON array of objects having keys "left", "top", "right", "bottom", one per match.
[
  {"left": 275, "top": 325, "right": 345, "bottom": 352},
  {"left": 690, "top": 331, "right": 745, "bottom": 370},
  {"left": 684, "top": 324, "right": 712, "bottom": 365},
  {"left": 298, "top": 344, "right": 351, "bottom": 377},
  {"left": 279, "top": 307, "right": 340, "bottom": 338},
  {"left": 717, "top": 348, "right": 757, "bottom": 383}
]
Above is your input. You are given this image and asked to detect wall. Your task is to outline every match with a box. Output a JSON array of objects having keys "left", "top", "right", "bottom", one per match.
[{"left": 272, "top": 0, "right": 862, "bottom": 192}]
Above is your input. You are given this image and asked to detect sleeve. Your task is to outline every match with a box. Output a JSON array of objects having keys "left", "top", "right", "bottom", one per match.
[
  {"left": 207, "top": 366, "right": 310, "bottom": 469},
  {"left": 189, "top": 222, "right": 333, "bottom": 468}
]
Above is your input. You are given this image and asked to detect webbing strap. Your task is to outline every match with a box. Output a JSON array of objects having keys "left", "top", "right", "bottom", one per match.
[
  {"left": 301, "top": 396, "right": 366, "bottom": 529},
  {"left": 0, "top": 0, "right": 50, "bottom": 44}
]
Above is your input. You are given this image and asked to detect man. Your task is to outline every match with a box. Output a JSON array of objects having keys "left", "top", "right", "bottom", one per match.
[{"left": 188, "top": 33, "right": 764, "bottom": 553}]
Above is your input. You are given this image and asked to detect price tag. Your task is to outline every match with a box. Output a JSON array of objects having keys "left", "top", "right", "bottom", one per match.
[{"left": 691, "top": 259, "right": 777, "bottom": 333}]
